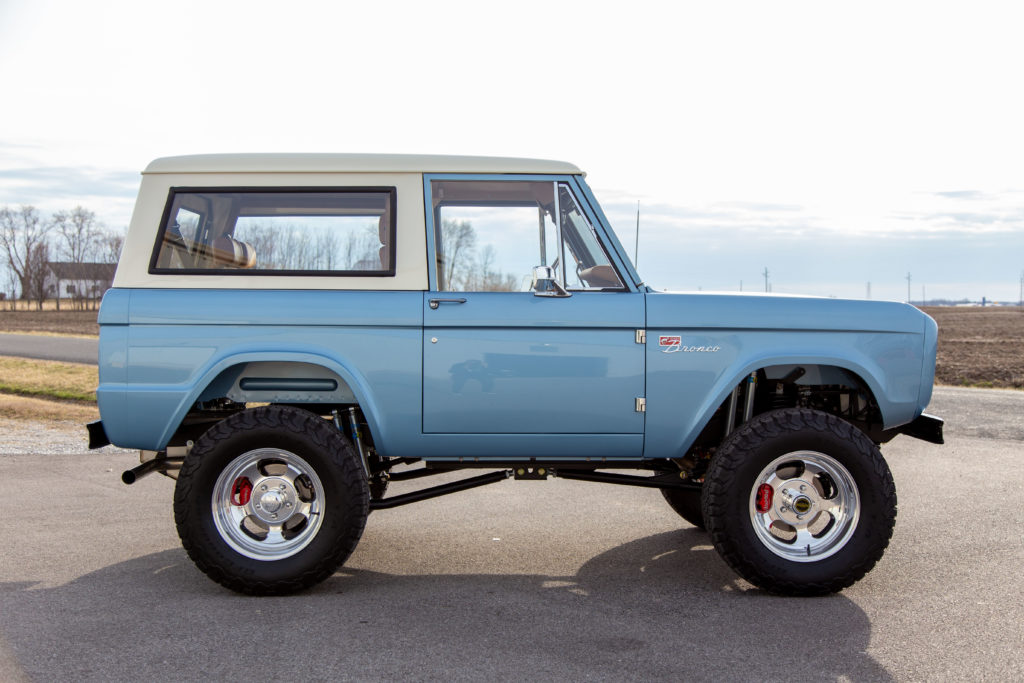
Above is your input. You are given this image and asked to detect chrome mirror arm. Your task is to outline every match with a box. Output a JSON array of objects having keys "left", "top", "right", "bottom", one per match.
[{"left": 531, "top": 265, "right": 571, "bottom": 298}]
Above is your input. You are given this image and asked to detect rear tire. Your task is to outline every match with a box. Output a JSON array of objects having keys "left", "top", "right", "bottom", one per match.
[
  {"left": 174, "top": 405, "right": 368, "bottom": 595},
  {"left": 661, "top": 487, "right": 706, "bottom": 530},
  {"left": 702, "top": 408, "right": 896, "bottom": 596}
]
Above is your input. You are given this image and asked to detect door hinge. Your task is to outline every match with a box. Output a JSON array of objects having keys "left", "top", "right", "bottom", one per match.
[
  {"left": 635, "top": 329, "right": 646, "bottom": 344},
  {"left": 635, "top": 397, "right": 646, "bottom": 413}
]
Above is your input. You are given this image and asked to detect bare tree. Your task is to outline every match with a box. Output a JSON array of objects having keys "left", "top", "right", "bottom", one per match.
[
  {"left": 314, "top": 229, "right": 340, "bottom": 270},
  {"left": 238, "top": 223, "right": 280, "bottom": 269},
  {"left": 26, "top": 241, "right": 51, "bottom": 310},
  {"left": 439, "top": 219, "right": 476, "bottom": 290},
  {"left": 0, "top": 205, "right": 52, "bottom": 302},
  {"left": 340, "top": 225, "right": 380, "bottom": 270},
  {"left": 52, "top": 206, "right": 101, "bottom": 265},
  {"left": 3, "top": 266, "right": 17, "bottom": 310},
  {"left": 99, "top": 230, "right": 125, "bottom": 264},
  {"left": 471, "top": 245, "right": 518, "bottom": 291}
]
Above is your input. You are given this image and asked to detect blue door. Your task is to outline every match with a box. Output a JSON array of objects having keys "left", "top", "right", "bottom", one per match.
[{"left": 422, "top": 176, "right": 645, "bottom": 446}]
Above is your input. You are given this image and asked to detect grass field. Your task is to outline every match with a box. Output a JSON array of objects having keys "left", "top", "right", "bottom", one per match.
[
  {"left": 0, "top": 355, "right": 97, "bottom": 403},
  {"left": 0, "top": 354, "right": 99, "bottom": 421}
]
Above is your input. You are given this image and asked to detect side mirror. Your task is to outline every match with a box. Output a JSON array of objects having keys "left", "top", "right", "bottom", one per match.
[{"left": 531, "top": 265, "right": 571, "bottom": 298}]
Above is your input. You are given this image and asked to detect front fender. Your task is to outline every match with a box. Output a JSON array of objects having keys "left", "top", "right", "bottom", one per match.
[{"left": 644, "top": 334, "right": 925, "bottom": 459}]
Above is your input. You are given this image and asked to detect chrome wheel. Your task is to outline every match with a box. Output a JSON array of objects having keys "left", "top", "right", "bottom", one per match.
[
  {"left": 748, "top": 451, "right": 859, "bottom": 562},
  {"left": 212, "top": 448, "right": 326, "bottom": 561}
]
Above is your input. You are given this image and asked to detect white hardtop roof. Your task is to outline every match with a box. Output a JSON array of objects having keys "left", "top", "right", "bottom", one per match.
[{"left": 144, "top": 153, "right": 583, "bottom": 175}]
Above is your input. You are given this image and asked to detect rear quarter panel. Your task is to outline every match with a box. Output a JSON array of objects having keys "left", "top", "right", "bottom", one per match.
[{"left": 97, "top": 289, "right": 423, "bottom": 452}]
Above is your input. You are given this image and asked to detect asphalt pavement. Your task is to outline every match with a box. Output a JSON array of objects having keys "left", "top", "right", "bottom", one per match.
[
  {"left": 0, "top": 332, "right": 98, "bottom": 364},
  {"left": 0, "top": 387, "right": 1022, "bottom": 681}
]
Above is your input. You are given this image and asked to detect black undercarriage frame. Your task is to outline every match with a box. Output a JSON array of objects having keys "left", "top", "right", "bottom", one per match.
[{"left": 364, "top": 458, "right": 699, "bottom": 511}]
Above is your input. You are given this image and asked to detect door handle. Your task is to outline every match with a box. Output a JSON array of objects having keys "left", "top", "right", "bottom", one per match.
[{"left": 428, "top": 297, "right": 467, "bottom": 309}]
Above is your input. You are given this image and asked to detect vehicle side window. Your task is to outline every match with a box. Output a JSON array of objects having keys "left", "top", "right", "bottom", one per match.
[
  {"left": 431, "top": 180, "right": 624, "bottom": 292},
  {"left": 150, "top": 188, "right": 396, "bottom": 275}
]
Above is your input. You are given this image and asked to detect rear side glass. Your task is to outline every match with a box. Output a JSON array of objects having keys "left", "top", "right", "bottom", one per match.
[{"left": 150, "top": 188, "right": 396, "bottom": 275}]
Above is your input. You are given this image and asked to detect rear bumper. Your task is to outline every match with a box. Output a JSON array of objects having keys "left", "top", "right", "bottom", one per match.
[{"left": 87, "top": 421, "right": 111, "bottom": 449}]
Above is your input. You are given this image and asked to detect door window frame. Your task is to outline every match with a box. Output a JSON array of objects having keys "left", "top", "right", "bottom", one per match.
[{"left": 422, "top": 173, "right": 642, "bottom": 293}]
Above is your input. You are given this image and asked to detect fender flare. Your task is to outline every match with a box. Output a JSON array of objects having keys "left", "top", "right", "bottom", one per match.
[
  {"left": 679, "top": 354, "right": 894, "bottom": 457},
  {"left": 156, "top": 350, "right": 385, "bottom": 451}
]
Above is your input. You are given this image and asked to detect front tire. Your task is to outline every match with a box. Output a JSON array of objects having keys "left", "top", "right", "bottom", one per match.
[
  {"left": 702, "top": 408, "right": 896, "bottom": 596},
  {"left": 174, "top": 405, "right": 369, "bottom": 595}
]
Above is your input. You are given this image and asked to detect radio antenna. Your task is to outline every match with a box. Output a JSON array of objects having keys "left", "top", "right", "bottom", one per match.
[{"left": 634, "top": 201, "right": 640, "bottom": 268}]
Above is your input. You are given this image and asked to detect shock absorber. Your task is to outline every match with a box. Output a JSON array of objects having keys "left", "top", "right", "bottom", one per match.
[
  {"left": 742, "top": 372, "right": 758, "bottom": 423},
  {"left": 333, "top": 408, "right": 370, "bottom": 477}
]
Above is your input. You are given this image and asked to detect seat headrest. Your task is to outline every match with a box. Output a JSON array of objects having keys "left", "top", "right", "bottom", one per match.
[{"left": 209, "top": 236, "right": 257, "bottom": 268}]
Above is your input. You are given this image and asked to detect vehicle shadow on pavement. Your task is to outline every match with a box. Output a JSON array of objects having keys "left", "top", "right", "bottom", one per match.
[{"left": 0, "top": 528, "right": 893, "bottom": 681}]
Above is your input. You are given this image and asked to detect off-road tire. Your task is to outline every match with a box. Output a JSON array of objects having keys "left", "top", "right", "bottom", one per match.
[
  {"left": 661, "top": 487, "right": 706, "bottom": 530},
  {"left": 174, "top": 405, "right": 369, "bottom": 595},
  {"left": 702, "top": 407, "right": 896, "bottom": 596}
]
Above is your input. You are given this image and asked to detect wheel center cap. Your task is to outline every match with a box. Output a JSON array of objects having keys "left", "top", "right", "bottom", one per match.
[
  {"left": 251, "top": 477, "right": 296, "bottom": 521},
  {"left": 777, "top": 482, "right": 818, "bottom": 521},
  {"left": 260, "top": 490, "right": 284, "bottom": 513}
]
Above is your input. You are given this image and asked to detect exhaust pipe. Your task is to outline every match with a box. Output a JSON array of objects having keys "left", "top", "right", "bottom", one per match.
[
  {"left": 122, "top": 457, "right": 184, "bottom": 484},
  {"left": 123, "top": 458, "right": 163, "bottom": 484},
  {"left": 122, "top": 447, "right": 189, "bottom": 484},
  {"left": 122, "top": 456, "right": 185, "bottom": 483}
]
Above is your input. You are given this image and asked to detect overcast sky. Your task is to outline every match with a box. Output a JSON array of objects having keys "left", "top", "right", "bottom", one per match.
[{"left": 1, "top": 0, "right": 1022, "bottom": 302}]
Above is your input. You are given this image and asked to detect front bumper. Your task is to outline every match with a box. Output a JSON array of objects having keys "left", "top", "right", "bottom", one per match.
[{"left": 896, "top": 413, "right": 944, "bottom": 445}]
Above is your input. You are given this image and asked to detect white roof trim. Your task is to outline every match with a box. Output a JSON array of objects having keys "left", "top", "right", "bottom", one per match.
[{"left": 144, "top": 154, "right": 582, "bottom": 175}]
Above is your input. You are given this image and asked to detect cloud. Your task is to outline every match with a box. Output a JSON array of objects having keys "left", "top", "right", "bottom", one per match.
[
  {"left": 933, "top": 190, "right": 989, "bottom": 200},
  {"left": 0, "top": 166, "right": 139, "bottom": 199},
  {"left": 715, "top": 201, "right": 804, "bottom": 213}
]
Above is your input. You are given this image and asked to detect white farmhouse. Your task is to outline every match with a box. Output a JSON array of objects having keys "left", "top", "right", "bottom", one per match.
[{"left": 44, "top": 262, "right": 116, "bottom": 301}]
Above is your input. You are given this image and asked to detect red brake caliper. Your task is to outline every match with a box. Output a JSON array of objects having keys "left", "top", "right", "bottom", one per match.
[
  {"left": 231, "top": 477, "right": 253, "bottom": 506},
  {"left": 755, "top": 484, "right": 774, "bottom": 513}
]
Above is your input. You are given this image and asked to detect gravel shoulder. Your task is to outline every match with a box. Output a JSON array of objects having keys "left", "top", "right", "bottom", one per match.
[{"left": 0, "top": 417, "right": 132, "bottom": 456}]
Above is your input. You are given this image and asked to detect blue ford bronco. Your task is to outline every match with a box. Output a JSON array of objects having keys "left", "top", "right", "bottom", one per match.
[{"left": 90, "top": 154, "right": 943, "bottom": 596}]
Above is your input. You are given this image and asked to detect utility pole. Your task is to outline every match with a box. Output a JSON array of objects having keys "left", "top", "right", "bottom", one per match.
[
  {"left": 633, "top": 201, "right": 640, "bottom": 269},
  {"left": 906, "top": 272, "right": 912, "bottom": 303},
  {"left": 763, "top": 267, "right": 770, "bottom": 293},
  {"left": 922, "top": 285, "right": 926, "bottom": 306},
  {"left": 866, "top": 282, "right": 871, "bottom": 300}
]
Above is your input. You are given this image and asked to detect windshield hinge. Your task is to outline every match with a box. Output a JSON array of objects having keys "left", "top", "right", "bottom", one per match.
[
  {"left": 635, "top": 329, "right": 646, "bottom": 344},
  {"left": 635, "top": 397, "right": 646, "bottom": 413}
]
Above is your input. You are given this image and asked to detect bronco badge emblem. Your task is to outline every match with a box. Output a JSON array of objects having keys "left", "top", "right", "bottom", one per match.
[
  {"left": 660, "top": 336, "right": 720, "bottom": 354},
  {"left": 659, "top": 336, "right": 682, "bottom": 353}
]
